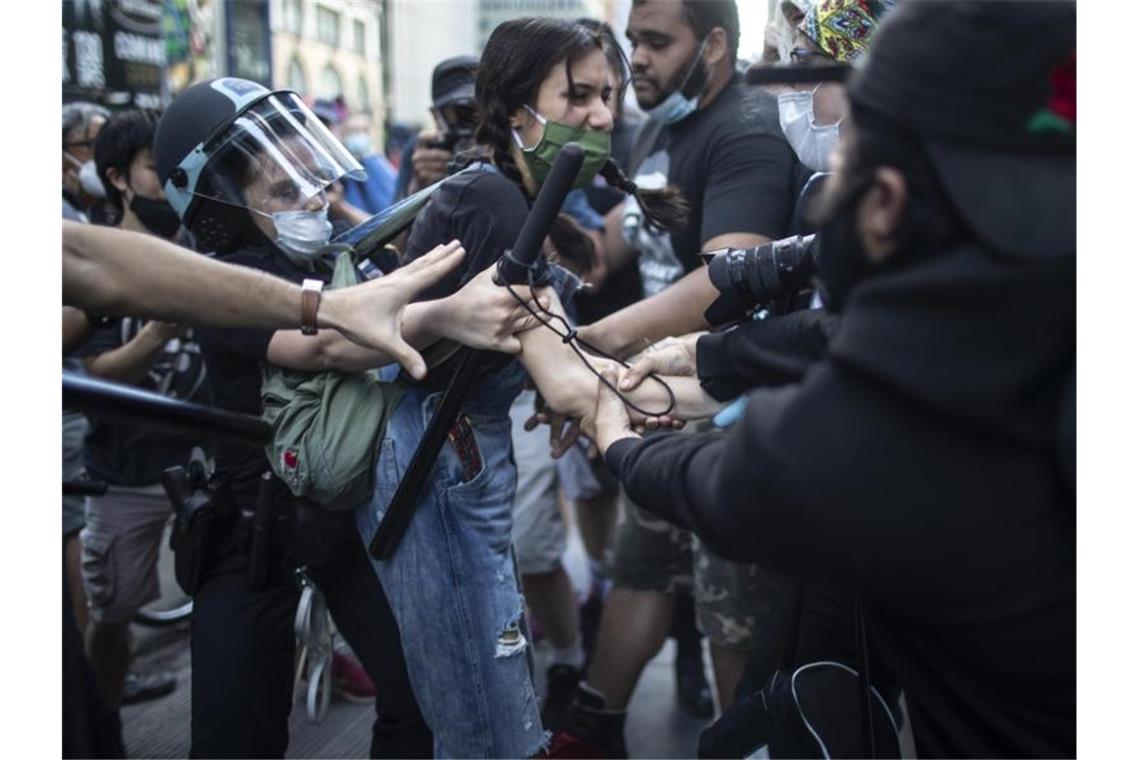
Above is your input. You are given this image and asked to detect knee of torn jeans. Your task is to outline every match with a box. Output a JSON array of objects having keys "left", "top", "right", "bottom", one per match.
[{"left": 495, "top": 618, "right": 528, "bottom": 658}]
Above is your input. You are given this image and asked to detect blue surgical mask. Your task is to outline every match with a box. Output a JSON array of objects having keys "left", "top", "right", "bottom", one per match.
[
  {"left": 343, "top": 133, "right": 372, "bottom": 161},
  {"left": 645, "top": 37, "right": 709, "bottom": 125}
]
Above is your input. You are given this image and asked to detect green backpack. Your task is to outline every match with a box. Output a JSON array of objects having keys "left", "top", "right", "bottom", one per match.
[
  {"left": 260, "top": 250, "right": 406, "bottom": 511},
  {"left": 258, "top": 166, "right": 482, "bottom": 511}
]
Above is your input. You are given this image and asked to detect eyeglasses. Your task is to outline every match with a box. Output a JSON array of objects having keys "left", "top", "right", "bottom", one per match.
[{"left": 789, "top": 48, "right": 832, "bottom": 67}]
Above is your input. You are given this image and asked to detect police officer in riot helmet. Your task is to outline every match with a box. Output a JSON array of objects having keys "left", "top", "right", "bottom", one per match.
[{"left": 152, "top": 78, "right": 435, "bottom": 758}]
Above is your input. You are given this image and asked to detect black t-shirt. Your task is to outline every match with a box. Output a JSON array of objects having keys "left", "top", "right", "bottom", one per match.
[
  {"left": 629, "top": 73, "right": 799, "bottom": 297},
  {"left": 576, "top": 113, "right": 646, "bottom": 325},
  {"left": 195, "top": 246, "right": 335, "bottom": 497},
  {"left": 78, "top": 320, "right": 211, "bottom": 485},
  {"left": 403, "top": 164, "right": 529, "bottom": 298}
]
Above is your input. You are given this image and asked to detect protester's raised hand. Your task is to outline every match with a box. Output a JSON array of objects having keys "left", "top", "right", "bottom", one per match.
[
  {"left": 437, "top": 263, "right": 552, "bottom": 354},
  {"left": 321, "top": 239, "right": 466, "bottom": 379},
  {"left": 619, "top": 333, "right": 701, "bottom": 391}
]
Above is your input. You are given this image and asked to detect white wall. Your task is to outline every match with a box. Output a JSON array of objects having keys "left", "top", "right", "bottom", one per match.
[{"left": 388, "top": 0, "right": 480, "bottom": 126}]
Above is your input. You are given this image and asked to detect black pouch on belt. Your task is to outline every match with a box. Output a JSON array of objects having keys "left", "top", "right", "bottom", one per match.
[
  {"left": 246, "top": 473, "right": 276, "bottom": 591},
  {"left": 161, "top": 465, "right": 218, "bottom": 596}
]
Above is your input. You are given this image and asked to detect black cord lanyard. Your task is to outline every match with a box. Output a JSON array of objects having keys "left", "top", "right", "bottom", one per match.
[{"left": 500, "top": 262, "right": 678, "bottom": 419}]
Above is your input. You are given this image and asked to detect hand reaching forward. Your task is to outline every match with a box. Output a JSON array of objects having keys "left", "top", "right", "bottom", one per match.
[{"left": 318, "top": 239, "right": 466, "bottom": 380}]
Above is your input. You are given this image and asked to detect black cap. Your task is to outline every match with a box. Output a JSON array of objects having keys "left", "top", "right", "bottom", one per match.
[
  {"left": 431, "top": 55, "right": 478, "bottom": 107},
  {"left": 847, "top": 1, "right": 1075, "bottom": 260}
]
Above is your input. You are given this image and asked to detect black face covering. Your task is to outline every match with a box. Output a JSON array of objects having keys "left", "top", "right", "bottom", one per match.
[
  {"left": 130, "top": 192, "right": 182, "bottom": 239},
  {"left": 814, "top": 177, "right": 877, "bottom": 313}
]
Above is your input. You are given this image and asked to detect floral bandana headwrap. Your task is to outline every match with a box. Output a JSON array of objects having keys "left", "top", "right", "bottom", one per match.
[{"left": 800, "top": 0, "right": 896, "bottom": 63}]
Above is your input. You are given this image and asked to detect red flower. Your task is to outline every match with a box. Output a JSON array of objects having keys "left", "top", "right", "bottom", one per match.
[
  {"left": 1048, "top": 50, "right": 1076, "bottom": 124},
  {"left": 283, "top": 450, "right": 299, "bottom": 470}
]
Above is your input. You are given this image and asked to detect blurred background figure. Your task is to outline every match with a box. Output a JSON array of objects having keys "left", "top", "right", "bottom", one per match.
[
  {"left": 338, "top": 111, "right": 399, "bottom": 215},
  {"left": 62, "top": 100, "right": 109, "bottom": 640},
  {"left": 62, "top": 102, "right": 109, "bottom": 223},
  {"left": 78, "top": 109, "right": 202, "bottom": 711},
  {"left": 394, "top": 55, "right": 480, "bottom": 199},
  {"left": 760, "top": 0, "right": 810, "bottom": 64}
]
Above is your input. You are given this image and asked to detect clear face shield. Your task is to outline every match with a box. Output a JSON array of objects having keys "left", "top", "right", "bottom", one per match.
[{"left": 196, "top": 92, "right": 365, "bottom": 216}]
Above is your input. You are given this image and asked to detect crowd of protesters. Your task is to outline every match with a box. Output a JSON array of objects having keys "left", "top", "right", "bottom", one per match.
[{"left": 62, "top": 1, "right": 1075, "bottom": 758}]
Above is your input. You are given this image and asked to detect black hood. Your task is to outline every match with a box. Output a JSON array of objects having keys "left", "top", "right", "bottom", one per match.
[{"left": 827, "top": 242, "right": 1074, "bottom": 450}]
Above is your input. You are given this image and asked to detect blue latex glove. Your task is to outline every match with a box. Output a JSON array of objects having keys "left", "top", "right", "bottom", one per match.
[{"left": 712, "top": 396, "right": 749, "bottom": 429}]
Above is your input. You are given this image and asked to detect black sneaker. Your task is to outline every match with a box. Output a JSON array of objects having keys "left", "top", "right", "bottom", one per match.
[
  {"left": 674, "top": 645, "right": 714, "bottom": 718},
  {"left": 542, "top": 663, "right": 581, "bottom": 732},
  {"left": 546, "top": 684, "right": 628, "bottom": 759},
  {"left": 121, "top": 670, "right": 177, "bottom": 705}
]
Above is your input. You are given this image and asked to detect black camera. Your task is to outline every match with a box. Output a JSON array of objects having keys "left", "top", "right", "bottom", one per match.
[
  {"left": 702, "top": 234, "right": 817, "bottom": 325},
  {"left": 429, "top": 101, "right": 478, "bottom": 152}
]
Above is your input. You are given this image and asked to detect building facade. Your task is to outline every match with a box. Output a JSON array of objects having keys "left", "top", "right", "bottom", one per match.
[
  {"left": 382, "top": 0, "right": 631, "bottom": 130},
  {"left": 269, "top": 0, "right": 385, "bottom": 115}
]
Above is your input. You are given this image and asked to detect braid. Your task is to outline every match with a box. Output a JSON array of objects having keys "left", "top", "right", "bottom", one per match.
[
  {"left": 600, "top": 157, "right": 690, "bottom": 234},
  {"left": 549, "top": 213, "right": 597, "bottom": 275}
]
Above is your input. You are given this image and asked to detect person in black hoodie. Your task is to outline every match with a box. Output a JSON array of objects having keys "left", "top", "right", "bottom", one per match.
[{"left": 584, "top": 2, "right": 1076, "bottom": 757}]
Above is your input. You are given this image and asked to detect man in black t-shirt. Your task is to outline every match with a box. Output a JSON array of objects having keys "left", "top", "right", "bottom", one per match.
[
  {"left": 582, "top": 0, "right": 801, "bottom": 358},
  {"left": 552, "top": 2, "right": 802, "bottom": 754}
]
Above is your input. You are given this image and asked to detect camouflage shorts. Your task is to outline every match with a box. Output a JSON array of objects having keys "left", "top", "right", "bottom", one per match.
[
  {"left": 609, "top": 492, "right": 695, "bottom": 594},
  {"left": 694, "top": 546, "right": 791, "bottom": 652},
  {"left": 609, "top": 491, "right": 788, "bottom": 652}
]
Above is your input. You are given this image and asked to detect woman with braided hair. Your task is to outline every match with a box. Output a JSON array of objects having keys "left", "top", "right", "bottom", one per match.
[{"left": 353, "top": 16, "right": 719, "bottom": 758}]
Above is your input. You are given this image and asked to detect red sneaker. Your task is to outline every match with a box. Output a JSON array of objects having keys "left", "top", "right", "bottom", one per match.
[
  {"left": 542, "top": 730, "right": 607, "bottom": 759},
  {"left": 331, "top": 650, "right": 376, "bottom": 704}
]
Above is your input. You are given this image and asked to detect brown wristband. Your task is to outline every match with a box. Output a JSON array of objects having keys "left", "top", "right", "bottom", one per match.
[{"left": 301, "top": 279, "right": 323, "bottom": 336}]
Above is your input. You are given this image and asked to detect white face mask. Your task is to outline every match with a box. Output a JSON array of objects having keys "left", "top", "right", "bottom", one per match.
[
  {"left": 777, "top": 85, "right": 842, "bottom": 173},
  {"left": 645, "top": 38, "right": 709, "bottom": 125},
  {"left": 256, "top": 204, "right": 333, "bottom": 266},
  {"left": 65, "top": 152, "right": 106, "bottom": 199}
]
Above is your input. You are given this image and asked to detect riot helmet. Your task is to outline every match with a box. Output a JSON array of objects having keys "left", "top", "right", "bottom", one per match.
[{"left": 154, "top": 77, "right": 364, "bottom": 255}]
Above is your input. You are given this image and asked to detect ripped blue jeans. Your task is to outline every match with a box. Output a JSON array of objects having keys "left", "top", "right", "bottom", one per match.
[{"left": 355, "top": 360, "right": 546, "bottom": 758}]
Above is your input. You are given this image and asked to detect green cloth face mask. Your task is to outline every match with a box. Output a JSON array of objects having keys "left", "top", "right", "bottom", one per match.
[{"left": 512, "top": 105, "right": 611, "bottom": 190}]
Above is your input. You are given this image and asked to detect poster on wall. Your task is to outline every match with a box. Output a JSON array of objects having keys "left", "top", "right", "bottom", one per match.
[{"left": 63, "top": 0, "right": 167, "bottom": 108}]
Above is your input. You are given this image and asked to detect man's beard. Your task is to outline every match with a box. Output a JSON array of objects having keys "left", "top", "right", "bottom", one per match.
[
  {"left": 636, "top": 48, "right": 709, "bottom": 109},
  {"left": 809, "top": 174, "right": 877, "bottom": 313}
]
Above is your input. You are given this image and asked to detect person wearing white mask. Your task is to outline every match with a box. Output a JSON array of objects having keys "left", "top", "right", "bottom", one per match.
[
  {"left": 776, "top": 0, "right": 896, "bottom": 172},
  {"left": 61, "top": 99, "right": 109, "bottom": 657},
  {"left": 335, "top": 112, "right": 398, "bottom": 217},
  {"left": 62, "top": 101, "right": 109, "bottom": 222}
]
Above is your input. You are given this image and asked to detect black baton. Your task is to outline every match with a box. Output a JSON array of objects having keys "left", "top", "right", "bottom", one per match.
[{"left": 369, "top": 143, "right": 586, "bottom": 560}]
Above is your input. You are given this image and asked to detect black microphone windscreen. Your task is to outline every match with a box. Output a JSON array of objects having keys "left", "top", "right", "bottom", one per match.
[{"left": 495, "top": 143, "right": 585, "bottom": 285}]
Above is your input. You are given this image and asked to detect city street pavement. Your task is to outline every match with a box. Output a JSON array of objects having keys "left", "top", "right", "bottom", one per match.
[{"left": 121, "top": 513, "right": 715, "bottom": 758}]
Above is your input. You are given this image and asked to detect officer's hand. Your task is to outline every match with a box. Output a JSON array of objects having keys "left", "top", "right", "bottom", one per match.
[{"left": 320, "top": 239, "right": 466, "bottom": 379}]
